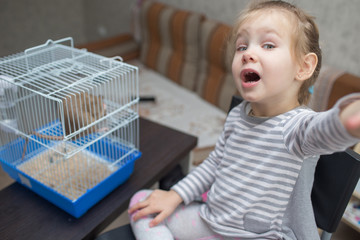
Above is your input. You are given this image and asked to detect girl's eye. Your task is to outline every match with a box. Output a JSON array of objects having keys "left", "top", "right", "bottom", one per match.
[
  {"left": 237, "top": 45, "right": 247, "bottom": 51},
  {"left": 263, "top": 44, "right": 275, "bottom": 49}
]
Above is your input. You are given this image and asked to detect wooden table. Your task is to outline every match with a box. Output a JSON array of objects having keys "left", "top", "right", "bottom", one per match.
[{"left": 0, "top": 118, "right": 197, "bottom": 240}]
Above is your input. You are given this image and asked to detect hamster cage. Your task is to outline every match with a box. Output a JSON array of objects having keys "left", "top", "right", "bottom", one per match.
[{"left": 0, "top": 37, "right": 141, "bottom": 218}]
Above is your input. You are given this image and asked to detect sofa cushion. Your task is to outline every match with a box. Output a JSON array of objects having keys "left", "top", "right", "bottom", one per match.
[
  {"left": 326, "top": 73, "right": 360, "bottom": 109},
  {"left": 139, "top": 0, "right": 204, "bottom": 91},
  {"left": 196, "top": 19, "right": 237, "bottom": 112},
  {"left": 308, "top": 66, "right": 345, "bottom": 111},
  {"left": 308, "top": 65, "right": 360, "bottom": 111}
]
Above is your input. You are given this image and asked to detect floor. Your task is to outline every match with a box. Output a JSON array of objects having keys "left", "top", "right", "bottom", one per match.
[{"left": 1, "top": 166, "right": 360, "bottom": 239}]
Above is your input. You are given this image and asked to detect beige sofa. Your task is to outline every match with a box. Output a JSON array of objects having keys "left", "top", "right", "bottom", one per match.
[{"left": 79, "top": 0, "right": 360, "bottom": 166}]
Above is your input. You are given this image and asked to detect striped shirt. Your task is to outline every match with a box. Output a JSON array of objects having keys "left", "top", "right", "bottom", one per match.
[{"left": 172, "top": 95, "right": 360, "bottom": 239}]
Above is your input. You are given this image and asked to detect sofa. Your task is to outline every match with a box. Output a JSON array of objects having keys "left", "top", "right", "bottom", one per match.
[{"left": 78, "top": 0, "right": 360, "bottom": 167}]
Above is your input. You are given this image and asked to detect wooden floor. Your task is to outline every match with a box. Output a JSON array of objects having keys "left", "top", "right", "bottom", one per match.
[{"left": 1, "top": 166, "right": 359, "bottom": 239}]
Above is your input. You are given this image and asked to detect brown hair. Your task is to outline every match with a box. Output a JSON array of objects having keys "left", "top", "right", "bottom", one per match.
[{"left": 230, "top": 0, "right": 322, "bottom": 105}]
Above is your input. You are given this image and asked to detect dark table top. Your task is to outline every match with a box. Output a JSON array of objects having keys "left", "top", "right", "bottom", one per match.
[{"left": 0, "top": 117, "right": 197, "bottom": 240}]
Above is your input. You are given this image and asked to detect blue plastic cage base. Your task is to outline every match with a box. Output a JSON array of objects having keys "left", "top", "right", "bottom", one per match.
[{"left": 0, "top": 137, "right": 141, "bottom": 218}]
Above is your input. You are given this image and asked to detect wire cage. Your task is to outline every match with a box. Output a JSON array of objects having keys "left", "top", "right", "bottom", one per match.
[{"left": 0, "top": 37, "right": 141, "bottom": 217}]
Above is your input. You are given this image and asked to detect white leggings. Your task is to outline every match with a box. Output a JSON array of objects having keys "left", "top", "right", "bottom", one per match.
[{"left": 128, "top": 190, "right": 241, "bottom": 240}]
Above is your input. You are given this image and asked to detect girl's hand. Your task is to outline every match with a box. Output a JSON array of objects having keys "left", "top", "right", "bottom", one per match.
[
  {"left": 341, "top": 100, "right": 360, "bottom": 138},
  {"left": 128, "top": 189, "right": 183, "bottom": 227}
]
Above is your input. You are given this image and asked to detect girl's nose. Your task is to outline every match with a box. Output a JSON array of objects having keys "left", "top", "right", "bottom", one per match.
[{"left": 242, "top": 52, "right": 257, "bottom": 64}]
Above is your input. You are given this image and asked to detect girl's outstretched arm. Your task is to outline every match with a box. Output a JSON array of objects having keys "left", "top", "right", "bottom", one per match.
[
  {"left": 128, "top": 189, "right": 183, "bottom": 227},
  {"left": 340, "top": 100, "right": 360, "bottom": 138}
]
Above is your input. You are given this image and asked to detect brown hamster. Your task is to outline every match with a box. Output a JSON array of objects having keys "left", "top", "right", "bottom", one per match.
[{"left": 33, "top": 92, "right": 107, "bottom": 140}]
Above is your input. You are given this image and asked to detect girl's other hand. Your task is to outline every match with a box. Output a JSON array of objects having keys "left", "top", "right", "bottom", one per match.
[
  {"left": 128, "top": 189, "right": 183, "bottom": 227},
  {"left": 341, "top": 100, "right": 360, "bottom": 138}
]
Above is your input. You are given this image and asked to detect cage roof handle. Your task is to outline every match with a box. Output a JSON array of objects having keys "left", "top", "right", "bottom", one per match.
[
  {"left": 23, "top": 37, "right": 74, "bottom": 72},
  {"left": 24, "top": 37, "right": 74, "bottom": 55},
  {"left": 100, "top": 56, "right": 123, "bottom": 68}
]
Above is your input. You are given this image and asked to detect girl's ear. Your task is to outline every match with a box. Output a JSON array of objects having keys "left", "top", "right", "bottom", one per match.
[{"left": 295, "top": 53, "right": 318, "bottom": 81}]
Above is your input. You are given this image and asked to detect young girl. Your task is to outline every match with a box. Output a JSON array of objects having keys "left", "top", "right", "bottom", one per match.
[{"left": 128, "top": 1, "right": 360, "bottom": 239}]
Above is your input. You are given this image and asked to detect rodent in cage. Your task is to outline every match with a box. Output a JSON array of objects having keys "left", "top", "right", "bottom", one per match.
[{"left": 32, "top": 92, "right": 107, "bottom": 141}]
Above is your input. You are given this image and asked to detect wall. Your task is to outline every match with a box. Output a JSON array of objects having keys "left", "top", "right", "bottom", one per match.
[
  {"left": 0, "top": 0, "right": 86, "bottom": 54},
  {"left": 82, "top": 0, "right": 135, "bottom": 42},
  {"left": 0, "top": 0, "right": 359, "bottom": 76},
  {"left": 0, "top": 0, "right": 134, "bottom": 54}
]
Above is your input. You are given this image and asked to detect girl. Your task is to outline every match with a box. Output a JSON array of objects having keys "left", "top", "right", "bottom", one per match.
[{"left": 128, "top": 1, "right": 360, "bottom": 239}]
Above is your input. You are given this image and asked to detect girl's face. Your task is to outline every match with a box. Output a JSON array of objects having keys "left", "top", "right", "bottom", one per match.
[{"left": 232, "top": 10, "right": 302, "bottom": 116}]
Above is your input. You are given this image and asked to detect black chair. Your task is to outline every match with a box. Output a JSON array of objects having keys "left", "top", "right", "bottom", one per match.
[
  {"left": 96, "top": 224, "right": 135, "bottom": 240},
  {"left": 95, "top": 96, "right": 360, "bottom": 240},
  {"left": 312, "top": 148, "right": 360, "bottom": 240}
]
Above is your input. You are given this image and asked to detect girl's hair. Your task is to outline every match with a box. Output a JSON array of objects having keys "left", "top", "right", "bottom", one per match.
[{"left": 230, "top": 0, "right": 322, "bottom": 105}]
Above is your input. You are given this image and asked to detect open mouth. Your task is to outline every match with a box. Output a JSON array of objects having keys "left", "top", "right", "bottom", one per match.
[{"left": 244, "top": 71, "right": 260, "bottom": 83}]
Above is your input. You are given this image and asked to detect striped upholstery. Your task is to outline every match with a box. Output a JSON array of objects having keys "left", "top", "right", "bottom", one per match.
[
  {"left": 196, "top": 20, "right": 237, "bottom": 112},
  {"left": 140, "top": 0, "right": 204, "bottom": 91},
  {"left": 308, "top": 66, "right": 345, "bottom": 111},
  {"left": 308, "top": 65, "right": 360, "bottom": 111},
  {"left": 326, "top": 73, "right": 360, "bottom": 109}
]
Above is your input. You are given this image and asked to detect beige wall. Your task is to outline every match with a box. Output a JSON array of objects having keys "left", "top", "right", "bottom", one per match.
[
  {"left": 0, "top": 0, "right": 134, "bottom": 54},
  {"left": 0, "top": 0, "right": 86, "bottom": 54},
  {"left": 0, "top": 0, "right": 359, "bottom": 76}
]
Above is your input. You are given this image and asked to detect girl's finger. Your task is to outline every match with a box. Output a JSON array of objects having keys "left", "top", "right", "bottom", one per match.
[
  {"left": 150, "top": 211, "right": 168, "bottom": 227},
  {"left": 347, "top": 112, "right": 360, "bottom": 129},
  {"left": 133, "top": 205, "right": 159, "bottom": 221},
  {"left": 128, "top": 200, "right": 148, "bottom": 214}
]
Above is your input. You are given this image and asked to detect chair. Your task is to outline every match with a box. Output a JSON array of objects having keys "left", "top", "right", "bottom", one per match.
[
  {"left": 312, "top": 149, "right": 360, "bottom": 240},
  {"left": 95, "top": 224, "right": 135, "bottom": 240},
  {"left": 95, "top": 95, "right": 360, "bottom": 240}
]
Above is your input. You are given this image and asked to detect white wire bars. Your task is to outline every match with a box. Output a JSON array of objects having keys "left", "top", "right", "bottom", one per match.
[{"left": 0, "top": 38, "right": 140, "bottom": 203}]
